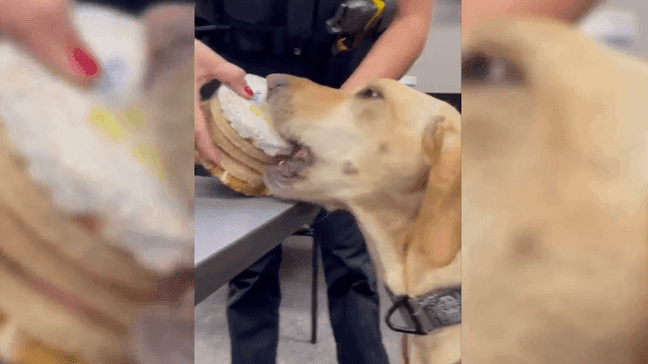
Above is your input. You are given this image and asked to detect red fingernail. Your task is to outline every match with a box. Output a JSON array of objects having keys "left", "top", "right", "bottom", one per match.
[
  {"left": 245, "top": 86, "right": 254, "bottom": 97},
  {"left": 67, "top": 46, "right": 99, "bottom": 77}
]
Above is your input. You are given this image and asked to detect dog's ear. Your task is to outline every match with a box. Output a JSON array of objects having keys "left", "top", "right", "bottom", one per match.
[
  {"left": 421, "top": 107, "right": 461, "bottom": 173},
  {"left": 407, "top": 108, "right": 461, "bottom": 267},
  {"left": 139, "top": 3, "right": 195, "bottom": 206}
]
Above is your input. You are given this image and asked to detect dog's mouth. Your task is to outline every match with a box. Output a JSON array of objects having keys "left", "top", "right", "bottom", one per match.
[{"left": 264, "top": 140, "right": 315, "bottom": 191}]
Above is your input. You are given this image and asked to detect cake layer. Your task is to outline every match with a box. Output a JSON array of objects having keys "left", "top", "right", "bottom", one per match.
[
  {"left": 195, "top": 148, "right": 267, "bottom": 196},
  {"left": 202, "top": 100, "right": 270, "bottom": 173}
]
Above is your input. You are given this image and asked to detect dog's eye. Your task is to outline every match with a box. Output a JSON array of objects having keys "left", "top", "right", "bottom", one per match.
[
  {"left": 462, "top": 52, "right": 490, "bottom": 82},
  {"left": 462, "top": 52, "right": 525, "bottom": 85},
  {"left": 357, "top": 87, "right": 383, "bottom": 99}
]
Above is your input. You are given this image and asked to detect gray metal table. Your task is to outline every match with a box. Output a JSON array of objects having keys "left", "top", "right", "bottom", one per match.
[{"left": 194, "top": 176, "right": 321, "bottom": 305}]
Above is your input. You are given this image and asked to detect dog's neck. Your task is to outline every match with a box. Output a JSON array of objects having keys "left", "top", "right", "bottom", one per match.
[
  {"left": 347, "top": 188, "right": 426, "bottom": 296},
  {"left": 346, "top": 172, "right": 461, "bottom": 299},
  {"left": 345, "top": 182, "right": 462, "bottom": 364}
]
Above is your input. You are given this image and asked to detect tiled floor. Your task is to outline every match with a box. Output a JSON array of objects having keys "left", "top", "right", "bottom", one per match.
[{"left": 194, "top": 236, "right": 402, "bottom": 364}]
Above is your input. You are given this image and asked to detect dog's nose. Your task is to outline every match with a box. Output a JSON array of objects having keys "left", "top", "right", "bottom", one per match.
[{"left": 266, "top": 74, "right": 290, "bottom": 97}]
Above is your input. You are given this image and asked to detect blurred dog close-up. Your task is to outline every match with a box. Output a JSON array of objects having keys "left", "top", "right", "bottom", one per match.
[
  {"left": 462, "top": 17, "right": 648, "bottom": 364},
  {"left": 0, "top": 3, "right": 194, "bottom": 364},
  {"left": 261, "top": 74, "right": 461, "bottom": 364}
]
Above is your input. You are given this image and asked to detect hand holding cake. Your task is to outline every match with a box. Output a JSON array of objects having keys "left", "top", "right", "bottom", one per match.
[
  {"left": 194, "top": 39, "right": 253, "bottom": 166},
  {"left": 195, "top": 74, "right": 298, "bottom": 196},
  {"left": 0, "top": 0, "right": 101, "bottom": 86}
]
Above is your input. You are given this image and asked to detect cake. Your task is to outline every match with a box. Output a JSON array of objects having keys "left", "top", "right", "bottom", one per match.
[
  {"left": 196, "top": 74, "right": 295, "bottom": 196},
  {"left": 0, "top": 3, "right": 194, "bottom": 364}
]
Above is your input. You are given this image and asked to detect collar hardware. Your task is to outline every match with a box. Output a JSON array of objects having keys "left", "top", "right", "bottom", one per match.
[{"left": 385, "top": 286, "right": 461, "bottom": 336}]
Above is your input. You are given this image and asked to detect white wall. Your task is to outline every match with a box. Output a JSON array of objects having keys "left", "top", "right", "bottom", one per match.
[{"left": 404, "top": 0, "right": 461, "bottom": 94}]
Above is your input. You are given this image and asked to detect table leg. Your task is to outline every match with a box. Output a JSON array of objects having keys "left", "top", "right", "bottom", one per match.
[{"left": 311, "top": 235, "right": 319, "bottom": 344}]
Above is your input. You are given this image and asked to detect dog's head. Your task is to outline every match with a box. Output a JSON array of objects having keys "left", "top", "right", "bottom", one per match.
[
  {"left": 264, "top": 74, "right": 461, "bottom": 212},
  {"left": 462, "top": 17, "right": 648, "bottom": 364},
  {"left": 264, "top": 75, "right": 462, "bottom": 301}
]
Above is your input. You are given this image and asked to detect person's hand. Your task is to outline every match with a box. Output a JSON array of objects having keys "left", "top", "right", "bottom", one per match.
[
  {"left": 195, "top": 39, "right": 253, "bottom": 165},
  {"left": 0, "top": 0, "right": 102, "bottom": 86},
  {"left": 462, "top": 0, "right": 601, "bottom": 33}
]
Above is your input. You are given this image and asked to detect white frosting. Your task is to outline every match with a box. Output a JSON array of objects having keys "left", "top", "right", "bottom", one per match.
[
  {"left": 217, "top": 74, "right": 292, "bottom": 156},
  {"left": 75, "top": 5, "right": 146, "bottom": 110}
]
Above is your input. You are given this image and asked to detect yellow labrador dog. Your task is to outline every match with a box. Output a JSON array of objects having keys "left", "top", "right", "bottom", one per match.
[
  {"left": 264, "top": 75, "right": 462, "bottom": 364},
  {"left": 0, "top": 4, "right": 193, "bottom": 364},
  {"left": 462, "top": 18, "right": 648, "bottom": 364}
]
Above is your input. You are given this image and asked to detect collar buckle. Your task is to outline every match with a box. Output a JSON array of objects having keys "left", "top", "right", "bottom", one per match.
[{"left": 385, "top": 286, "right": 461, "bottom": 335}]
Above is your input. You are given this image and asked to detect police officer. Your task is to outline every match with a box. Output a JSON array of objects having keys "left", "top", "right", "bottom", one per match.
[{"left": 195, "top": 1, "right": 434, "bottom": 364}]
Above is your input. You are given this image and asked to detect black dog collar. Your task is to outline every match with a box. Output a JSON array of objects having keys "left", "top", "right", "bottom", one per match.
[{"left": 385, "top": 285, "right": 461, "bottom": 336}]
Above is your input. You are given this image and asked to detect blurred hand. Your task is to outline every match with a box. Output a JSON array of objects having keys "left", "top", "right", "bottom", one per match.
[
  {"left": 195, "top": 39, "right": 253, "bottom": 165},
  {"left": 0, "top": 0, "right": 102, "bottom": 86},
  {"left": 462, "top": 0, "right": 600, "bottom": 33}
]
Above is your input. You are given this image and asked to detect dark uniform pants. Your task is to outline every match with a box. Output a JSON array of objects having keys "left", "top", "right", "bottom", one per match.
[{"left": 227, "top": 210, "right": 390, "bottom": 364}]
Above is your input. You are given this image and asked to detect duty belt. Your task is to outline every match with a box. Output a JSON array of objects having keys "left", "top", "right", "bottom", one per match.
[
  {"left": 385, "top": 285, "right": 462, "bottom": 335},
  {"left": 326, "top": 0, "right": 393, "bottom": 54}
]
